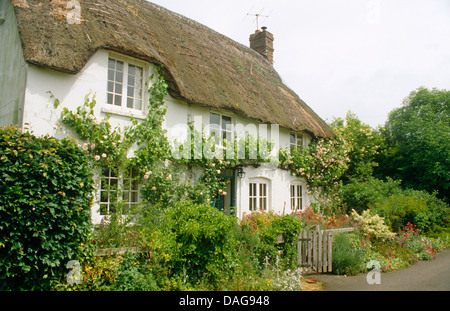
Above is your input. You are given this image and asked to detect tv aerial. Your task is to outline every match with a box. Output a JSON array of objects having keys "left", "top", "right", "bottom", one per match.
[{"left": 245, "top": 7, "right": 272, "bottom": 30}]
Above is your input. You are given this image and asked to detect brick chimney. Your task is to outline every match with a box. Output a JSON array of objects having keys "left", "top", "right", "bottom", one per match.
[{"left": 249, "top": 26, "right": 274, "bottom": 64}]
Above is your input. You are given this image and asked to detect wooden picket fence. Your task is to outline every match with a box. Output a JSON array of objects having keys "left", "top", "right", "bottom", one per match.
[{"left": 297, "top": 226, "right": 354, "bottom": 274}]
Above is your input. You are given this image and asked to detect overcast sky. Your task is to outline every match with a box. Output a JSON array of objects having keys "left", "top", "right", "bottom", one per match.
[{"left": 149, "top": 0, "right": 450, "bottom": 128}]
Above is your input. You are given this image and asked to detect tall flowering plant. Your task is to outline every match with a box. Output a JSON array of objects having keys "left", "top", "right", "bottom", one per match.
[
  {"left": 282, "top": 137, "right": 351, "bottom": 216},
  {"left": 394, "top": 223, "right": 439, "bottom": 260}
]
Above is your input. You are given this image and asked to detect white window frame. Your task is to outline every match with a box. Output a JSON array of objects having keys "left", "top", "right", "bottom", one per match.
[
  {"left": 290, "top": 132, "right": 304, "bottom": 154},
  {"left": 106, "top": 53, "right": 147, "bottom": 114},
  {"left": 99, "top": 167, "right": 142, "bottom": 216},
  {"left": 209, "top": 112, "right": 233, "bottom": 147},
  {"left": 290, "top": 183, "right": 304, "bottom": 212},
  {"left": 248, "top": 178, "right": 270, "bottom": 212}
]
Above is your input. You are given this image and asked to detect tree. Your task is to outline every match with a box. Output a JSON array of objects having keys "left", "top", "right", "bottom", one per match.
[
  {"left": 330, "top": 111, "right": 382, "bottom": 182},
  {"left": 376, "top": 87, "right": 450, "bottom": 202}
]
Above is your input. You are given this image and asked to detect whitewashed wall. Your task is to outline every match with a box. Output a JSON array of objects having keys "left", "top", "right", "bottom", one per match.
[{"left": 20, "top": 49, "right": 312, "bottom": 222}]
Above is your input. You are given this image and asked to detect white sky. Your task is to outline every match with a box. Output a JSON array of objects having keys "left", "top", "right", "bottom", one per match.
[{"left": 149, "top": 0, "right": 450, "bottom": 128}]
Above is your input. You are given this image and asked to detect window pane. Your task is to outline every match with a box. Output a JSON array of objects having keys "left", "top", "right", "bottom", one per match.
[
  {"left": 290, "top": 134, "right": 296, "bottom": 144},
  {"left": 131, "top": 191, "right": 139, "bottom": 203},
  {"left": 128, "top": 64, "right": 135, "bottom": 76},
  {"left": 108, "top": 58, "right": 115, "bottom": 69},
  {"left": 127, "top": 97, "right": 134, "bottom": 109},
  {"left": 100, "top": 204, "right": 108, "bottom": 216},
  {"left": 100, "top": 191, "right": 108, "bottom": 203},
  {"left": 107, "top": 93, "right": 113, "bottom": 105},
  {"left": 115, "top": 83, "right": 123, "bottom": 94},
  {"left": 223, "top": 130, "right": 232, "bottom": 142},
  {"left": 297, "top": 135, "right": 303, "bottom": 148},
  {"left": 135, "top": 99, "right": 142, "bottom": 111},
  {"left": 114, "top": 95, "right": 122, "bottom": 106},
  {"left": 128, "top": 74, "right": 135, "bottom": 86},
  {"left": 107, "top": 81, "right": 114, "bottom": 93},
  {"left": 115, "top": 60, "right": 124, "bottom": 72},
  {"left": 115, "top": 71, "right": 123, "bottom": 83},
  {"left": 222, "top": 116, "right": 232, "bottom": 131},
  {"left": 210, "top": 113, "right": 220, "bottom": 126},
  {"left": 108, "top": 69, "right": 115, "bottom": 82}
]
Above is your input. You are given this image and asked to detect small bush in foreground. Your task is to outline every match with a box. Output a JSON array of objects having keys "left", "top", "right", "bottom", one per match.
[{"left": 332, "top": 233, "right": 367, "bottom": 276}]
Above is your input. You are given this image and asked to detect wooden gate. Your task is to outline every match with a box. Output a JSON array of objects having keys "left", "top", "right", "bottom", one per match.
[{"left": 297, "top": 226, "right": 354, "bottom": 274}]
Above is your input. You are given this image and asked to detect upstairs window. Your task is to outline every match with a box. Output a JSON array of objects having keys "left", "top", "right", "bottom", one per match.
[
  {"left": 290, "top": 133, "right": 304, "bottom": 154},
  {"left": 107, "top": 56, "right": 144, "bottom": 111},
  {"left": 210, "top": 113, "right": 233, "bottom": 146}
]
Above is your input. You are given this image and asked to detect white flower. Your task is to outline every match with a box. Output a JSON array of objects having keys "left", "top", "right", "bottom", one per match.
[
  {"left": 82, "top": 143, "right": 88, "bottom": 151},
  {"left": 94, "top": 155, "right": 100, "bottom": 161},
  {"left": 217, "top": 170, "right": 221, "bottom": 174},
  {"left": 101, "top": 153, "right": 107, "bottom": 158},
  {"left": 166, "top": 174, "right": 172, "bottom": 181},
  {"left": 152, "top": 186, "right": 157, "bottom": 191}
]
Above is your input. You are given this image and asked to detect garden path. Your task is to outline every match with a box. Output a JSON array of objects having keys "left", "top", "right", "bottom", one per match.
[{"left": 310, "top": 249, "right": 450, "bottom": 291}]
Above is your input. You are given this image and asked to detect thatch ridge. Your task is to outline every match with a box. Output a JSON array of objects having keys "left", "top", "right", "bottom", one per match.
[{"left": 12, "top": 0, "right": 334, "bottom": 138}]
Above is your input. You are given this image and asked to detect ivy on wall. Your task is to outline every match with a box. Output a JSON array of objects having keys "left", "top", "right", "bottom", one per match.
[{"left": 55, "top": 66, "right": 348, "bottom": 215}]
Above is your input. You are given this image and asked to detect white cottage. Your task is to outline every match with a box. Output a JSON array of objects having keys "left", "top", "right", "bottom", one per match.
[{"left": 0, "top": 0, "right": 334, "bottom": 222}]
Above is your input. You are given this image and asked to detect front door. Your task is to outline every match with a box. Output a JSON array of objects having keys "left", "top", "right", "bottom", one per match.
[{"left": 211, "top": 169, "right": 236, "bottom": 216}]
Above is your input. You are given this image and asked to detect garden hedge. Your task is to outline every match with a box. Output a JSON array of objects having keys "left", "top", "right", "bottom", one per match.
[{"left": 0, "top": 126, "right": 95, "bottom": 290}]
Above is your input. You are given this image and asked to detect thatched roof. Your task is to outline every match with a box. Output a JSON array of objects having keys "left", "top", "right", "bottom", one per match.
[{"left": 12, "top": 0, "right": 334, "bottom": 138}]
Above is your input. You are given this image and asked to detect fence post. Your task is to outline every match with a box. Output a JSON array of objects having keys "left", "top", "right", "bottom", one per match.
[{"left": 328, "top": 231, "right": 333, "bottom": 272}]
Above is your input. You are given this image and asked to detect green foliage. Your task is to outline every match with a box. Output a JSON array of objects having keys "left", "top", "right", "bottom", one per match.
[
  {"left": 60, "top": 93, "right": 130, "bottom": 168},
  {"left": 343, "top": 177, "right": 449, "bottom": 234},
  {"left": 332, "top": 233, "right": 367, "bottom": 276},
  {"left": 0, "top": 126, "right": 95, "bottom": 290},
  {"left": 281, "top": 137, "right": 350, "bottom": 215},
  {"left": 138, "top": 202, "right": 239, "bottom": 287},
  {"left": 377, "top": 87, "right": 450, "bottom": 202},
  {"left": 371, "top": 190, "right": 449, "bottom": 233},
  {"left": 240, "top": 212, "right": 302, "bottom": 269},
  {"left": 362, "top": 237, "right": 416, "bottom": 272},
  {"left": 342, "top": 177, "right": 402, "bottom": 214},
  {"left": 330, "top": 111, "right": 382, "bottom": 182}
]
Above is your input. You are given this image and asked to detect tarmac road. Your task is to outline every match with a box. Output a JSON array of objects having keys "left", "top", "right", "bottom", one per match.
[{"left": 310, "top": 249, "right": 450, "bottom": 291}]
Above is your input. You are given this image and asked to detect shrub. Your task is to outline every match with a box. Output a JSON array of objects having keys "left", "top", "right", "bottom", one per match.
[
  {"left": 351, "top": 209, "right": 395, "bottom": 241},
  {"left": 332, "top": 233, "right": 366, "bottom": 276},
  {"left": 240, "top": 212, "right": 302, "bottom": 269},
  {"left": 138, "top": 202, "right": 239, "bottom": 287},
  {"left": 371, "top": 190, "right": 449, "bottom": 233},
  {"left": 257, "top": 214, "right": 302, "bottom": 269},
  {"left": 342, "top": 177, "right": 402, "bottom": 214},
  {"left": 0, "top": 126, "right": 95, "bottom": 290}
]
